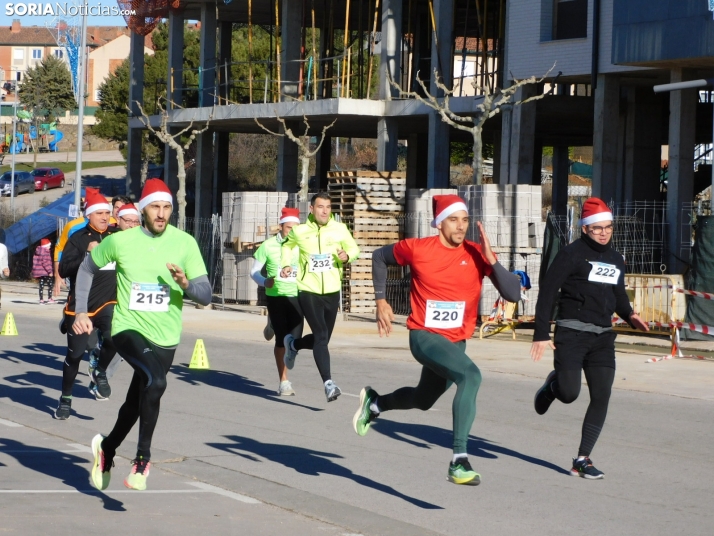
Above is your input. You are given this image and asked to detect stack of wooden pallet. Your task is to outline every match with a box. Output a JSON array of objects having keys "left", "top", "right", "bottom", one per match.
[{"left": 327, "top": 171, "right": 406, "bottom": 314}]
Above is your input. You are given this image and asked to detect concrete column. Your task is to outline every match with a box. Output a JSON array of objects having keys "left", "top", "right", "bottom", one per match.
[
  {"left": 218, "top": 21, "right": 232, "bottom": 104},
  {"left": 407, "top": 133, "right": 428, "bottom": 188},
  {"left": 164, "top": 11, "right": 183, "bottom": 197},
  {"left": 507, "top": 85, "right": 537, "bottom": 184},
  {"left": 280, "top": 0, "right": 302, "bottom": 100},
  {"left": 532, "top": 140, "right": 543, "bottom": 185},
  {"left": 195, "top": 129, "right": 214, "bottom": 219},
  {"left": 315, "top": 136, "right": 331, "bottom": 190},
  {"left": 377, "top": 118, "right": 399, "bottom": 171},
  {"left": 667, "top": 69, "right": 697, "bottom": 273},
  {"left": 623, "top": 88, "right": 663, "bottom": 203},
  {"left": 277, "top": 120, "right": 299, "bottom": 192},
  {"left": 379, "top": 0, "right": 402, "bottom": 99},
  {"left": 551, "top": 146, "right": 569, "bottom": 216},
  {"left": 214, "top": 131, "right": 230, "bottom": 212},
  {"left": 167, "top": 9, "right": 183, "bottom": 109},
  {"left": 592, "top": 74, "right": 620, "bottom": 202},
  {"left": 199, "top": 3, "right": 217, "bottom": 107},
  {"left": 427, "top": 0, "right": 454, "bottom": 189},
  {"left": 126, "top": 31, "right": 144, "bottom": 199}
]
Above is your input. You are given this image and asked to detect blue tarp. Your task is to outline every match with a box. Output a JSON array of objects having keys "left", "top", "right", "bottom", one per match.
[{"left": 3, "top": 179, "right": 126, "bottom": 254}]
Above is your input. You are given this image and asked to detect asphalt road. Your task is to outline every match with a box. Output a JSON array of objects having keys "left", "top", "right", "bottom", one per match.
[{"left": 0, "top": 291, "right": 712, "bottom": 535}]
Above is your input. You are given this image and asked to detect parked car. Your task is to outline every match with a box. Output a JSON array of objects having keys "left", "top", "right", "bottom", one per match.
[
  {"left": 0, "top": 171, "right": 35, "bottom": 196},
  {"left": 32, "top": 168, "right": 65, "bottom": 190}
]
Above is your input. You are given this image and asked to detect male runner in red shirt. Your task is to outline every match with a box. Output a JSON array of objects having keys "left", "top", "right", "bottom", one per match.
[{"left": 353, "top": 195, "right": 521, "bottom": 485}]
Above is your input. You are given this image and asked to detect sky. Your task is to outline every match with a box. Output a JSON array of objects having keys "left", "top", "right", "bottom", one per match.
[{"left": 0, "top": 1, "right": 129, "bottom": 28}]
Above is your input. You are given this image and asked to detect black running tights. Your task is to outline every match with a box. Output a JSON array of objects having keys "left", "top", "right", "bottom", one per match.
[
  {"left": 102, "top": 330, "right": 176, "bottom": 461},
  {"left": 39, "top": 276, "right": 53, "bottom": 301},
  {"left": 294, "top": 291, "right": 340, "bottom": 382},
  {"left": 553, "top": 367, "right": 616, "bottom": 457},
  {"left": 61, "top": 306, "right": 116, "bottom": 397}
]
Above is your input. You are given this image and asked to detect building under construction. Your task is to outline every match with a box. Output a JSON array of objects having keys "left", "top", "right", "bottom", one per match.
[{"left": 123, "top": 0, "right": 714, "bottom": 272}]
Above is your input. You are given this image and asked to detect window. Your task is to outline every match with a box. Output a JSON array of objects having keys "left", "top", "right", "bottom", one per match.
[
  {"left": 32, "top": 49, "right": 41, "bottom": 59},
  {"left": 12, "top": 48, "right": 24, "bottom": 65},
  {"left": 94, "top": 90, "right": 101, "bottom": 102},
  {"left": 54, "top": 49, "right": 63, "bottom": 59},
  {"left": 554, "top": 0, "right": 588, "bottom": 40}
]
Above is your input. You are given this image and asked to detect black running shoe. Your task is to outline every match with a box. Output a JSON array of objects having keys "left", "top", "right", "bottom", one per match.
[
  {"left": 534, "top": 370, "right": 557, "bottom": 415},
  {"left": 92, "top": 368, "right": 111, "bottom": 399},
  {"left": 570, "top": 457, "right": 605, "bottom": 479},
  {"left": 54, "top": 396, "right": 71, "bottom": 420}
]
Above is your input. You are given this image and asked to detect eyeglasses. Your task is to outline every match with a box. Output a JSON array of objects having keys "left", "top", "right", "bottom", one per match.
[
  {"left": 120, "top": 217, "right": 141, "bottom": 227},
  {"left": 588, "top": 224, "right": 614, "bottom": 235}
]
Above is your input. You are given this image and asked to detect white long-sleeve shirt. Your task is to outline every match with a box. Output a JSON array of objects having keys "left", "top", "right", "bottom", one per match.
[
  {"left": 0, "top": 243, "right": 9, "bottom": 278},
  {"left": 250, "top": 258, "right": 267, "bottom": 287}
]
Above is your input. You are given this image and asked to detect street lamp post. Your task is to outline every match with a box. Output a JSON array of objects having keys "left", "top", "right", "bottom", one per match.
[
  {"left": 10, "top": 75, "right": 19, "bottom": 220},
  {"left": 73, "top": 10, "right": 88, "bottom": 211}
]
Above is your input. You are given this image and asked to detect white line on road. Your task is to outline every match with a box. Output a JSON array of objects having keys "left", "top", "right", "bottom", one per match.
[
  {"left": 0, "top": 489, "right": 210, "bottom": 494},
  {"left": 0, "top": 418, "right": 23, "bottom": 427},
  {"left": 187, "top": 482, "right": 261, "bottom": 504},
  {"left": 341, "top": 392, "right": 359, "bottom": 398},
  {"left": 65, "top": 443, "right": 92, "bottom": 453}
]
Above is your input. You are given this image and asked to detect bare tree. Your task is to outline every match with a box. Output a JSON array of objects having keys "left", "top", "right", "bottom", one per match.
[
  {"left": 388, "top": 66, "right": 555, "bottom": 184},
  {"left": 134, "top": 99, "right": 211, "bottom": 229},
  {"left": 254, "top": 115, "right": 336, "bottom": 201}
]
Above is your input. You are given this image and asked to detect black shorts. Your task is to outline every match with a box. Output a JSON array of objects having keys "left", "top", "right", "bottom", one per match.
[
  {"left": 553, "top": 326, "right": 617, "bottom": 371},
  {"left": 266, "top": 295, "right": 304, "bottom": 348}
]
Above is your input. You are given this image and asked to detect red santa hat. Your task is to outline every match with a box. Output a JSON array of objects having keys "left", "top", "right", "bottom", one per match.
[
  {"left": 279, "top": 207, "right": 300, "bottom": 224},
  {"left": 40, "top": 238, "right": 51, "bottom": 247},
  {"left": 117, "top": 203, "right": 140, "bottom": 218},
  {"left": 580, "top": 197, "right": 613, "bottom": 226},
  {"left": 431, "top": 194, "right": 468, "bottom": 228},
  {"left": 84, "top": 189, "right": 112, "bottom": 216},
  {"left": 138, "top": 179, "right": 173, "bottom": 210}
]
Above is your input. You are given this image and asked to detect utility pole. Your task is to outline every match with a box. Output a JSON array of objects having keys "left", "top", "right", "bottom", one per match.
[
  {"left": 73, "top": 10, "right": 88, "bottom": 211},
  {"left": 10, "top": 73, "right": 19, "bottom": 220}
]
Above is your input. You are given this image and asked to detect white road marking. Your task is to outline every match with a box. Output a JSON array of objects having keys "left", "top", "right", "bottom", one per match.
[
  {"left": 187, "top": 482, "right": 261, "bottom": 504},
  {"left": 65, "top": 443, "right": 92, "bottom": 453},
  {"left": 341, "top": 392, "right": 359, "bottom": 398},
  {"left": 0, "top": 489, "right": 210, "bottom": 494},
  {"left": 0, "top": 418, "right": 23, "bottom": 427}
]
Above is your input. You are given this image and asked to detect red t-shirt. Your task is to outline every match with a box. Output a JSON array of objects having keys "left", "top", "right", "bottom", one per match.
[{"left": 393, "top": 236, "right": 493, "bottom": 342}]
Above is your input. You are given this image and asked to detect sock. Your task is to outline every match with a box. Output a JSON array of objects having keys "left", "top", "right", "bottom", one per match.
[
  {"left": 576, "top": 456, "right": 588, "bottom": 462},
  {"left": 324, "top": 379, "right": 332, "bottom": 387},
  {"left": 289, "top": 340, "right": 296, "bottom": 352},
  {"left": 452, "top": 453, "right": 468, "bottom": 463},
  {"left": 61, "top": 395, "right": 72, "bottom": 400},
  {"left": 369, "top": 399, "right": 381, "bottom": 414}
]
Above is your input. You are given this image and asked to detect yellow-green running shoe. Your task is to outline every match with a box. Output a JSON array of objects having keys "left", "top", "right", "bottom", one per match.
[
  {"left": 447, "top": 457, "right": 481, "bottom": 486},
  {"left": 352, "top": 386, "right": 379, "bottom": 436},
  {"left": 90, "top": 434, "right": 113, "bottom": 490},
  {"left": 124, "top": 457, "right": 151, "bottom": 491}
]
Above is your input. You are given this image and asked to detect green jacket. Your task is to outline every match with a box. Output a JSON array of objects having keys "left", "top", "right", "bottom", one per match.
[{"left": 281, "top": 214, "right": 360, "bottom": 294}]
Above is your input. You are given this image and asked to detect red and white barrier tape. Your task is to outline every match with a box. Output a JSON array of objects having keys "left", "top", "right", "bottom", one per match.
[{"left": 624, "top": 284, "right": 714, "bottom": 301}]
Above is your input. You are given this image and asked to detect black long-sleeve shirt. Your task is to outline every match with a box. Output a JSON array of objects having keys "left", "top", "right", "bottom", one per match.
[
  {"left": 533, "top": 233, "right": 633, "bottom": 341},
  {"left": 59, "top": 224, "right": 117, "bottom": 314}
]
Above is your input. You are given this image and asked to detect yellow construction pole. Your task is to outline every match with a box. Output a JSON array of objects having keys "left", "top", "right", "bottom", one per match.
[
  {"left": 275, "top": 0, "right": 281, "bottom": 101},
  {"left": 366, "top": 0, "right": 379, "bottom": 98},
  {"left": 312, "top": 0, "right": 318, "bottom": 100},
  {"left": 248, "top": 0, "right": 254, "bottom": 103},
  {"left": 342, "top": 0, "right": 351, "bottom": 97}
]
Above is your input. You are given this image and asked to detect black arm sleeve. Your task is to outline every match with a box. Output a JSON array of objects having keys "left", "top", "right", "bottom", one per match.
[
  {"left": 489, "top": 262, "right": 522, "bottom": 303},
  {"left": 58, "top": 235, "right": 86, "bottom": 279},
  {"left": 185, "top": 275, "right": 212, "bottom": 306},
  {"left": 533, "top": 249, "right": 575, "bottom": 341},
  {"left": 372, "top": 244, "right": 399, "bottom": 300},
  {"left": 613, "top": 269, "right": 634, "bottom": 325}
]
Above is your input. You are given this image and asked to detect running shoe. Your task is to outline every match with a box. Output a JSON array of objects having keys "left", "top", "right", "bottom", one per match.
[
  {"left": 90, "top": 434, "right": 113, "bottom": 490},
  {"left": 47, "top": 299, "right": 56, "bottom": 304},
  {"left": 278, "top": 380, "right": 295, "bottom": 396},
  {"left": 88, "top": 381, "right": 108, "bottom": 401},
  {"left": 39, "top": 300, "right": 45, "bottom": 304},
  {"left": 91, "top": 368, "right": 111, "bottom": 399},
  {"left": 353, "top": 386, "right": 379, "bottom": 436},
  {"left": 324, "top": 380, "right": 342, "bottom": 402},
  {"left": 447, "top": 457, "right": 481, "bottom": 486},
  {"left": 54, "top": 396, "right": 71, "bottom": 420},
  {"left": 283, "top": 334, "right": 298, "bottom": 369},
  {"left": 124, "top": 458, "right": 151, "bottom": 490},
  {"left": 570, "top": 457, "right": 605, "bottom": 479},
  {"left": 534, "top": 370, "right": 557, "bottom": 415},
  {"left": 263, "top": 317, "right": 275, "bottom": 341}
]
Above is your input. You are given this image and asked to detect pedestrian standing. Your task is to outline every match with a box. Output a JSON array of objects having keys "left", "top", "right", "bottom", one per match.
[{"left": 32, "top": 238, "right": 54, "bottom": 304}]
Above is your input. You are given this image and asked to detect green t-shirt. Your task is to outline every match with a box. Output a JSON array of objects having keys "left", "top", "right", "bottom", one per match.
[
  {"left": 90, "top": 225, "right": 207, "bottom": 347},
  {"left": 254, "top": 234, "right": 299, "bottom": 297}
]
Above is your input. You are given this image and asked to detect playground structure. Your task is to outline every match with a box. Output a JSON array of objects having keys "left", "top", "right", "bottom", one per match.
[{"left": 1, "top": 115, "right": 64, "bottom": 154}]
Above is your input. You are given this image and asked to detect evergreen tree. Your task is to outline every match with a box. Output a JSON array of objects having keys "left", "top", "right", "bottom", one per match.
[{"left": 18, "top": 54, "right": 76, "bottom": 122}]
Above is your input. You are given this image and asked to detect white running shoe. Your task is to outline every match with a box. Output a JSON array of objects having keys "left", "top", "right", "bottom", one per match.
[
  {"left": 278, "top": 380, "right": 295, "bottom": 396},
  {"left": 283, "top": 335, "right": 297, "bottom": 369},
  {"left": 324, "top": 380, "right": 342, "bottom": 402}
]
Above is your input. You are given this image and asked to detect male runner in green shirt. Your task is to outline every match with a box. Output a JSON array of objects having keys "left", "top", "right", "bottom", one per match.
[{"left": 73, "top": 179, "right": 211, "bottom": 491}]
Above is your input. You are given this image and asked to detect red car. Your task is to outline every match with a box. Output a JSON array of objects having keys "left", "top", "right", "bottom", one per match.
[{"left": 32, "top": 168, "right": 65, "bottom": 191}]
